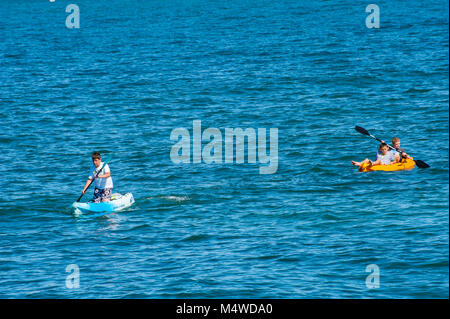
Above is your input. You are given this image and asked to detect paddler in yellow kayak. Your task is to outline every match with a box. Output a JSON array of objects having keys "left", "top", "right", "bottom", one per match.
[
  {"left": 381, "top": 137, "right": 410, "bottom": 161},
  {"left": 352, "top": 142, "right": 399, "bottom": 168}
]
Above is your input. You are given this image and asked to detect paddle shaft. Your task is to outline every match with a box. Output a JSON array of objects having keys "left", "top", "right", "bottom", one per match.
[{"left": 366, "top": 133, "right": 407, "bottom": 157}]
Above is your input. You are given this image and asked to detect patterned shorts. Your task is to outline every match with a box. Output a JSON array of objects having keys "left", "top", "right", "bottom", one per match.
[{"left": 91, "top": 188, "right": 113, "bottom": 203}]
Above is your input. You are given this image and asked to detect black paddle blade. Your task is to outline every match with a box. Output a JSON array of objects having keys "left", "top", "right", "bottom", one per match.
[
  {"left": 355, "top": 126, "right": 370, "bottom": 136},
  {"left": 414, "top": 160, "right": 430, "bottom": 169}
]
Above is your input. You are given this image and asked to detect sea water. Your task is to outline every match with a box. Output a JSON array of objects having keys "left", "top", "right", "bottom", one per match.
[{"left": 0, "top": 0, "right": 448, "bottom": 298}]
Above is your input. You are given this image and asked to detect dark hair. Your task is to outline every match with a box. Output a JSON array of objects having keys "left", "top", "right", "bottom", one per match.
[
  {"left": 378, "top": 143, "right": 389, "bottom": 150},
  {"left": 92, "top": 151, "right": 101, "bottom": 160}
]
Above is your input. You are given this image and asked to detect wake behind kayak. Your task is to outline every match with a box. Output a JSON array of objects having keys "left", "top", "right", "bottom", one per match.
[{"left": 72, "top": 193, "right": 135, "bottom": 215}]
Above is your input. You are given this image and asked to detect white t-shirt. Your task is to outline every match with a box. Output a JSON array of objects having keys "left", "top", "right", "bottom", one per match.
[
  {"left": 376, "top": 151, "right": 396, "bottom": 165},
  {"left": 89, "top": 163, "right": 113, "bottom": 189}
]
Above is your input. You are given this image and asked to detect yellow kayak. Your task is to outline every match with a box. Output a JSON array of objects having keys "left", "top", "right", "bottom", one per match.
[{"left": 359, "top": 158, "right": 416, "bottom": 172}]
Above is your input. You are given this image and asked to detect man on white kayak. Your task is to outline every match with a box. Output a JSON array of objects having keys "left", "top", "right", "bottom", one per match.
[{"left": 81, "top": 152, "right": 113, "bottom": 203}]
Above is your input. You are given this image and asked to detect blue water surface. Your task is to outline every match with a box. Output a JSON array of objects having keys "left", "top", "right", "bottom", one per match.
[{"left": 0, "top": 0, "right": 448, "bottom": 298}]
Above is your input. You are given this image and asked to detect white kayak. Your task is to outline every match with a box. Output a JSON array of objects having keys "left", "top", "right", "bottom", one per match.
[{"left": 72, "top": 193, "right": 135, "bottom": 215}]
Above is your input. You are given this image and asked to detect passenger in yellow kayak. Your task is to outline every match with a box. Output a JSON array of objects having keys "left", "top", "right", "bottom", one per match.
[
  {"left": 81, "top": 152, "right": 113, "bottom": 203},
  {"left": 352, "top": 143, "right": 399, "bottom": 168},
  {"left": 381, "top": 137, "right": 409, "bottom": 160}
]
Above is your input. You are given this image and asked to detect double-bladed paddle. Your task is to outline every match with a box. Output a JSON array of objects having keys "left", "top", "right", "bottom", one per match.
[{"left": 355, "top": 126, "right": 429, "bottom": 168}]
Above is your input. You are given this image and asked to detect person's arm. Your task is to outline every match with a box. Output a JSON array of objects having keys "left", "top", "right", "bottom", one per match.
[
  {"left": 97, "top": 172, "right": 110, "bottom": 178},
  {"left": 97, "top": 164, "right": 111, "bottom": 179},
  {"left": 372, "top": 153, "right": 381, "bottom": 165},
  {"left": 372, "top": 158, "right": 381, "bottom": 165},
  {"left": 82, "top": 179, "right": 91, "bottom": 194},
  {"left": 395, "top": 147, "right": 409, "bottom": 160},
  {"left": 82, "top": 166, "right": 97, "bottom": 194}
]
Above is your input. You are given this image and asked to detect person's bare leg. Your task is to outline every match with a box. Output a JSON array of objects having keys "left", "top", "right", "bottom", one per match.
[{"left": 352, "top": 158, "right": 370, "bottom": 167}]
